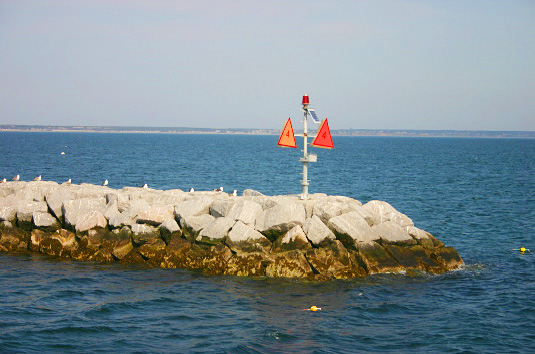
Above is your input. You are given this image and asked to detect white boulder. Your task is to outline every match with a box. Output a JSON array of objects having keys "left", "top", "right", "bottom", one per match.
[
  {"left": 302, "top": 215, "right": 336, "bottom": 245},
  {"left": 228, "top": 221, "right": 267, "bottom": 242},
  {"left": 328, "top": 211, "right": 378, "bottom": 244}
]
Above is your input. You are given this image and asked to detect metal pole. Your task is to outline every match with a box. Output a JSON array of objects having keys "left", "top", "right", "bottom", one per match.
[{"left": 301, "top": 103, "right": 309, "bottom": 200}]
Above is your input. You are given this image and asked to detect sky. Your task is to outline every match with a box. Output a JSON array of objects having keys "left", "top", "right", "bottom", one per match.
[{"left": 0, "top": 0, "right": 533, "bottom": 131}]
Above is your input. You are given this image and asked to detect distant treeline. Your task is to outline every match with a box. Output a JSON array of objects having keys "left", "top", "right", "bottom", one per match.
[{"left": 1, "top": 125, "right": 533, "bottom": 138}]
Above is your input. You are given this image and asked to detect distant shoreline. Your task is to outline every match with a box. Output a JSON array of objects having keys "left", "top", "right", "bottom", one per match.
[{"left": 0, "top": 125, "right": 533, "bottom": 138}]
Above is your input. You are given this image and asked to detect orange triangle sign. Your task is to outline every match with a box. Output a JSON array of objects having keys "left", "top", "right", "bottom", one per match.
[
  {"left": 278, "top": 118, "right": 297, "bottom": 148},
  {"left": 311, "top": 118, "right": 334, "bottom": 149}
]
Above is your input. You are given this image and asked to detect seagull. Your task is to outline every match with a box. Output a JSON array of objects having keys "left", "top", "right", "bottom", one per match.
[
  {"left": 1, "top": 178, "right": 6, "bottom": 183},
  {"left": 64, "top": 178, "right": 72, "bottom": 185},
  {"left": 141, "top": 183, "right": 148, "bottom": 189},
  {"left": 12, "top": 175, "right": 20, "bottom": 181},
  {"left": 60, "top": 152, "right": 66, "bottom": 155},
  {"left": 102, "top": 179, "right": 108, "bottom": 186},
  {"left": 232, "top": 190, "right": 238, "bottom": 197},
  {"left": 189, "top": 188, "right": 195, "bottom": 193},
  {"left": 214, "top": 186, "right": 224, "bottom": 192},
  {"left": 33, "top": 175, "right": 42, "bottom": 181}
]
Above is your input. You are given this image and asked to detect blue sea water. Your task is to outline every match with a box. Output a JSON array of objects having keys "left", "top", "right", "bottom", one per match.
[{"left": 0, "top": 132, "right": 534, "bottom": 354}]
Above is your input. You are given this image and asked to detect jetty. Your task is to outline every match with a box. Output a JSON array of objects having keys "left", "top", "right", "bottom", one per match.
[{"left": 0, "top": 181, "right": 463, "bottom": 280}]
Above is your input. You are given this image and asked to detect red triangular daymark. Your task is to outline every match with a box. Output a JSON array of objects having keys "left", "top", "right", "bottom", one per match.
[
  {"left": 311, "top": 118, "right": 334, "bottom": 149},
  {"left": 278, "top": 118, "right": 297, "bottom": 148}
]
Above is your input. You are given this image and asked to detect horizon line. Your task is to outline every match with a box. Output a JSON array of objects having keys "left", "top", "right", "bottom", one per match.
[{"left": 1, "top": 124, "right": 533, "bottom": 134}]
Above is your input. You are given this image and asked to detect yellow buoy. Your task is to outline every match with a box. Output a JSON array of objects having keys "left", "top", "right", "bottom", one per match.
[{"left": 303, "top": 306, "right": 322, "bottom": 311}]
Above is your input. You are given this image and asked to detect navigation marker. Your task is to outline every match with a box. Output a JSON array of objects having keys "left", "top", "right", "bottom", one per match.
[
  {"left": 311, "top": 119, "right": 334, "bottom": 149},
  {"left": 277, "top": 95, "right": 334, "bottom": 199},
  {"left": 278, "top": 118, "right": 297, "bottom": 148}
]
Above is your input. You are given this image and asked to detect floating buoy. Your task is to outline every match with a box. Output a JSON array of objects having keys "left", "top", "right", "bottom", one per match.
[
  {"left": 303, "top": 306, "right": 321, "bottom": 311},
  {"left": 513, "top": 247, "right": 530, "bottom": 253},
  {"left": 60, "top": 152, "right": 66, "bottom": 155}
]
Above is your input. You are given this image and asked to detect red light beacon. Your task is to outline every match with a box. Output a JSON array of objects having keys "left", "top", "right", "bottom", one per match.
[{"left": 302, "top": 94, "right": 310, "bottom": 106}]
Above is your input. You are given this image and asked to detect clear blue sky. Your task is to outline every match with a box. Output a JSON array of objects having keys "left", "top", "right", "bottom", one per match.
[{"left": 1, "top": 0, "right": 533, "bottom": 131}]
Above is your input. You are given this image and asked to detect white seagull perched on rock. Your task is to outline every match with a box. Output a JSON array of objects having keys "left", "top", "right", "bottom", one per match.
[
  {"left": 189, "top": 188, "right": 195, "bottom": 193},
  {"left": 1, "top": 178, "right": 7, "bottom": 183},
  {"left": 64, "top": 178, "right": 72, "bottom": 185},
  {"left": 232, "top": 190, "right": 238, "bottom": 196},
  {"left": 102, "top": 179, "right": 108, "bottom": 186},
  {"left": 214, "top": 186, "right": 224, "bottom": 192},
  {"left": 34, "top": 175, "right": 42, "bottom": 181},
  {"left": 141, "top": 183, "right": 148, "bottom": 189},
  {"left": 12, "top": 175, "right": 20, "bottom": 181}
]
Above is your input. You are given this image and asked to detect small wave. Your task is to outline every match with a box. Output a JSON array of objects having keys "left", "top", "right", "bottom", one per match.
[
  {"left": 35, "top": 325, "right": 117, "bottom": 335},
  {"left": 51, "top": 276, "right": 96, "bottom": 286},
  {"left": 433, "top": 263, "right": 488, "bottom": 280},
  {"left": 366, "top": 301, "right": 411, "bottom": 314},
  {"left": 46, "top": 343, "right": 78, "bottom": 351},
  {"left": 84, "top": 301, "right": 140, "bottom": 317},
  {"left": 228, "top": 344, "right": 264, "bottom": 354},
  {"left": 460, "top": 263, "right": 486, "bottom": 271},
  {"left": 161, "top": 314, "right": 196, "bottom": 321},
  {"left": 88, "top": 288, "right": 108, "bottom": 296},
  {"left": 54, "top": 289, "right": 87, "bottom": 297},
  {"left": 265, "top": 330, "right": 297, "bottom": 342}
]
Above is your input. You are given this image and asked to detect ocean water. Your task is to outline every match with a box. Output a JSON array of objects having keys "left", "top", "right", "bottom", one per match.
[{"left": 0, "top": 132, "right": 534, "bottom": 354}]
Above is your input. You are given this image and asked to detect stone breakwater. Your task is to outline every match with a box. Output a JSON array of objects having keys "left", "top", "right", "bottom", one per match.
[{"left": 0, "top": 181, "right": 463, "bottom": 280}]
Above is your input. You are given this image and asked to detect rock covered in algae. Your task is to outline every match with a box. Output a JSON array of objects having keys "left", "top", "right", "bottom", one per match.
[{"left": 0, "top": 181, "right": 464, "bottom": 280}]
